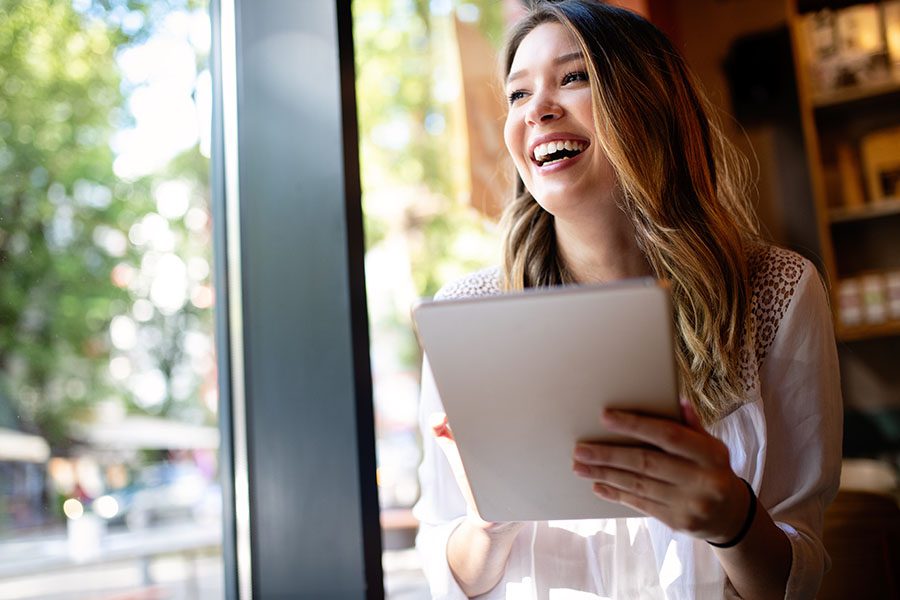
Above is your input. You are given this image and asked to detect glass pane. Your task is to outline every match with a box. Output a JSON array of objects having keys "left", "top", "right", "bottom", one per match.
[
  {"left": 0, "top": 1, "right": 221, "bottom": 598},
  {"left": 354, "top": 1, "right": 506, "bottom": 596}
]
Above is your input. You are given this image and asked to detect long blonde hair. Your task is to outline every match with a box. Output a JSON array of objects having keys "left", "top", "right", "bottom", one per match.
[{"left": 500, "top": 1, "right": 760, "bottom": 425}]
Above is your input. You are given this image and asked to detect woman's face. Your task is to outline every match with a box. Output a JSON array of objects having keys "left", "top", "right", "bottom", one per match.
[{"left": 503, "top": 23, "right": 618, "bottom": 218}]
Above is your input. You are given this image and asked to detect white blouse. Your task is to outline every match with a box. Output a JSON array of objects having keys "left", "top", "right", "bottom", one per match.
[{"left": 413, "top": 247, "right": 843, "bottom": 600}]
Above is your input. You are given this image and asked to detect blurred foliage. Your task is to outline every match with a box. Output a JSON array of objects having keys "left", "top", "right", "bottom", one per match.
[
  {"left": 0, "top": 0, "right": 138, "bottom": 447},
  {"left": 462, "top": 0, "right": 506, "bottom": 48},
  {"left": 123, "top": 145, "right": 214, "bottom": 423},
  {"left": 0, "top": 0, "right": 503, "bottom": 450},
  {"left": 0, "top": 0, "right": 212, "bottom": 451},
  {"left": 354, "top": 0, "right": 502, "bottom": 306},
  {"left": 354, "top": 0, "right": 507, "bottom": 381}
]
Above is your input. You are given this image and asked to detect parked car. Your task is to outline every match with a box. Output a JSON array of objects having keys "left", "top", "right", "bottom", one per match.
[{"left": 99, "top": 462, "right": 220, "bottom": 529}]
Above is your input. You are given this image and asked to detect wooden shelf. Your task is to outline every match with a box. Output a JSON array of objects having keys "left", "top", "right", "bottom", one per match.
[
  {"left": 812, "top": 78, "right": 900, "bottom": 109},
  {"left": 837, "top": 319, "right": 900, "bottom": 342},
  {"left": 797, "top": 0, "right": 876, "bottom": 14},
  {"left": 829, "top": 198, "right": 900, "bottom": 223}
]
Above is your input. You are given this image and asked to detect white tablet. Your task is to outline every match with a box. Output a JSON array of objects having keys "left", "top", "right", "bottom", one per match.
[{"left": 412, "top": 279, "right": 681, "bottom": 522}]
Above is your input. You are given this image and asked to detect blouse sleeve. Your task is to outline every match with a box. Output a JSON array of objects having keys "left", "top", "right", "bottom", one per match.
[
  {"left": 411, "top": 355, "right": 470, "bottom": 599},
  {"left": 757, "top": 260, "right": 843, "bottom": 600}
]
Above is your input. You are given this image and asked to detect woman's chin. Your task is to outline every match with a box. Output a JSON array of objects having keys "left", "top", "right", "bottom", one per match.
[{"left": 534, "top": 193, "right": 593, "bottom": 219}]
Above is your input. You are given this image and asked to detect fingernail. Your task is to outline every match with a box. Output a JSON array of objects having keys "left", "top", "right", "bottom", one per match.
[{"left": 574, "top": 445, "right": 591, "bottom": 461}]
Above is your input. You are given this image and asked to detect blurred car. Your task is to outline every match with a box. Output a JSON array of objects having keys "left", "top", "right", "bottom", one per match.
[{"left": 98, "top": 462, "right": 221, "bottom": 529}]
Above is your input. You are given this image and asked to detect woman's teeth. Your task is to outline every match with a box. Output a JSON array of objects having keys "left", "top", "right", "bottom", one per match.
[{"left": 533, "top": 140, "right": 586, "bottom": 166}]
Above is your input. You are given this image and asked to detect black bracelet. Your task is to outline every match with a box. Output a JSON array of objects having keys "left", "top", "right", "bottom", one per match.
[{"left": 707, "top": 478, "right": 757, "bottom": 549}]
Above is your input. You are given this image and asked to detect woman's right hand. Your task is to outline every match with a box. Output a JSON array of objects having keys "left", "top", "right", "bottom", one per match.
[{"left": 430, "top": 412, "right": 523, "bottom": 533}]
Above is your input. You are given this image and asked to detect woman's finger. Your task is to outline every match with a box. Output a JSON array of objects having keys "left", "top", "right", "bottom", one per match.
[
  {"left": 602, "top": 409, "right": 729, "bottom": 468},
  {"left": 591, "top": 482, "right": 670, "bottom": 520},
  {"left": 429, "top": 412, "right": 454, "bottom": 440},
  {"left": 573, "top": 463, "right": 675, "bottom": 507},
  {"left": 592, "top": 482, "right": 719, "bottom": 538},
  {"left": 573, "top": 442, "right": 696, "bottom": 486}
]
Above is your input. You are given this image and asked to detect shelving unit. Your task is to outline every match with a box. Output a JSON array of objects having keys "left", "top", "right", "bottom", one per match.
[
  {"left": 829, "top": 197, "right": 900, "bottom": 222},
  {"left": 811, "top": 77, "right": 900, "bottom": 107},
  {"left": 838, "top": 319, "right": 900, "bottom": 342},
  {"left": 788, "top": 0, "right": 900, "bottom": 342}
]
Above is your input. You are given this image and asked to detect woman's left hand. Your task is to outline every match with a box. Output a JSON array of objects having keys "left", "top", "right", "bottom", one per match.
[{"left": 572, "top": 398, "right": 751, "bottom": 545}]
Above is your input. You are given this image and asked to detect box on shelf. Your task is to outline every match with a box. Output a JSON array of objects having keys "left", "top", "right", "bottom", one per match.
[
  {"left": 860, "top": 126, "right": 900, "bottom": 203},
  {"left": 836, "top": 142, "right": 866, "bottom": 209}
]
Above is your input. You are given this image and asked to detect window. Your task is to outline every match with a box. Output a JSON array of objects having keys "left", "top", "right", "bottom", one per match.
[
  {"left": 0, "top": 1, "right": 221, "bottom": 597},
  {"left": 2, "top": 1, "right": 512, "bottom": 597},
  {"left": 354, "top": 1, "right": 506, "bottom": 595}
]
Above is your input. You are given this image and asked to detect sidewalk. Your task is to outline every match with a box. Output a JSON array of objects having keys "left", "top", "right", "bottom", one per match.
[{"left": 0, "top": 523, "right": 429, "bottom": 598}]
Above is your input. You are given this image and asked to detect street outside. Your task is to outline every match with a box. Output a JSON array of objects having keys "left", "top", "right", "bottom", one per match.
[{"left": 0, "top": 521, "right": 428, "bottom": 599}]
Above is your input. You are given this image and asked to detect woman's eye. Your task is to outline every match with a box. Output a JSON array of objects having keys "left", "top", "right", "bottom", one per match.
[
  {"left": 507, "top": 90, "right": 526, "bottom": 104},
  {"left": 562, "top": 71, "right": 588, "bottom": 85}
]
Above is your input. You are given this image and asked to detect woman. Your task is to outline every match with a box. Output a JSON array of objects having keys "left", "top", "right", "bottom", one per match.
[{"left": 413, "top": 2, "right": 842, "bottom": 599}]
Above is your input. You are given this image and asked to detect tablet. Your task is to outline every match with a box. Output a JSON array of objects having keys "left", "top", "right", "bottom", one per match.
[{"left": 412, "top": 279, "right": 680, "bottom": 522}]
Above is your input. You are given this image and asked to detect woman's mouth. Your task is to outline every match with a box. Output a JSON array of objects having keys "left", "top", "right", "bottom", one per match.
[{"left": 532, "top": 139, "right": 587, "bottom": 167}]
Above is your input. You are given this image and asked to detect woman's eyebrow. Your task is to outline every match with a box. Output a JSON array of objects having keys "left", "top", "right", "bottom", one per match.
[{"left": 506, "top": 52, "right": 585, "bottom": 85}]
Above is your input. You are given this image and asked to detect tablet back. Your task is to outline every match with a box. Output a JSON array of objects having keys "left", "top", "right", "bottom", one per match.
[{"left": 413, "top": 279, "right": 680, "bottom": 522}]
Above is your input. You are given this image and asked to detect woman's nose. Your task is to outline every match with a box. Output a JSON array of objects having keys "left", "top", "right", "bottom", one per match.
[{"left": 525, "top": 94, "right": 563, "bottom": 125}]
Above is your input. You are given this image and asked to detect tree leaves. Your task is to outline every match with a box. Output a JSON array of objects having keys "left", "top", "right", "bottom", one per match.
[{"left": 0, "top": 0, "right": 211, "bottom": 448}]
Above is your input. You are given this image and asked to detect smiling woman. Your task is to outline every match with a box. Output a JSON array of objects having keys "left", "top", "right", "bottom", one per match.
[{"left": 413, "top": 2, "right": 842, "bottom": 599}]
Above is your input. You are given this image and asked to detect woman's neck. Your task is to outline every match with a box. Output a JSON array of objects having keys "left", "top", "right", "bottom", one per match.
[{"left": 554, "top": 209, "right": 652, "bottom": 284}]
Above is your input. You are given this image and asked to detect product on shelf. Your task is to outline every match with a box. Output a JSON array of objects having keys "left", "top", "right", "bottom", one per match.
[
  {"left": 861, "top": 273, "right": 888, "bottom": 324},
  {"left": 801, "top": 3, "right": 897, "bottom": 96},
  {"left": 836, "top": 142, "right": 866, "bottom": 209},
  {"left": 887, "top": 271, "right": 900, "bottom": 320},
  {"left": 838, "top": 278, "right": 863, "bottom": 327},
  {"left": 860, "top": 126, "right": 900, "bottom": 203}
]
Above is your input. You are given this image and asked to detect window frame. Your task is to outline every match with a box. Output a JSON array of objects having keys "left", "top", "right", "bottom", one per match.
[{"left": 210, "top": 1, "right": 384, "bottom": 597}]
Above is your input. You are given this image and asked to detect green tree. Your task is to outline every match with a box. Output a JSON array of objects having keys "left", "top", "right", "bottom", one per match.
[
  {"left": 0, "top": 0, "right": 141, "bottom": 448},
  {"left": 0, "top": 0, "right": 213, "bottom": 449}
]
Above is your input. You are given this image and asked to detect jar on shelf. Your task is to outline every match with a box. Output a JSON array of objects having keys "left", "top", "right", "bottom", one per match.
[
  {"left": 861, "top": 273, "right": 888, "bottom": 324},
  {"left": 886, "top": 271, "right": 900, "bottom": 320},
  {"left": 838, "top": 278, "right": 863, "bottom": 327}
]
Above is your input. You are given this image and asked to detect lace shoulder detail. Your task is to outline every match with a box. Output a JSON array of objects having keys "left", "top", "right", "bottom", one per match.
[
  {"left": 739, "top": 245, "right": 807, "bottom": 391},
  {"left": 433, "top": 266, "right": 502, "bottom": 301}
]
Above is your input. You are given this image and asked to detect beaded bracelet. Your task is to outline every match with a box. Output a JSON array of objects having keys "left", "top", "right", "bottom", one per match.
[{"left": 707, "top": 478, "right": 757, "bottom": 549}]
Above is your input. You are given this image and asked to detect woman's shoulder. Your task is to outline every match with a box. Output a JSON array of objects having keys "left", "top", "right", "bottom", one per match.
[
  {"left": 746, "top": 243, "right": 822, "bottom": 363},
  {"left": 747, "top": 244, "right": 811, "bottom": 291},
  {"left": 433, "top": 265, "right": 503, "bottom": 301}
]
